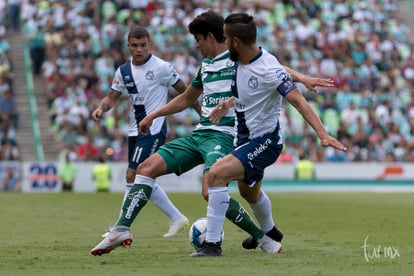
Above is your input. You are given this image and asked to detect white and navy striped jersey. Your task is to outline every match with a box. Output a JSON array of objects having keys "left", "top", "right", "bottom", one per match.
[
  {"left": 111, "top": 54, "right": 181, "bottom": 136},
  {"left": 191, "top": 50, "right": 236, "bottom": 137},
  {"left": 231, "top": 48, "right": 297, "bottom": 145}
]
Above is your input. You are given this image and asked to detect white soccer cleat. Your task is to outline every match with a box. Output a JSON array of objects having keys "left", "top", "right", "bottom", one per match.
[
  {"left": 91, "top": 228, "right": 133, "bottom": 256},
  {"left": 258, "top": 235, "right": 283, "bottom": 254},
  {"left": 163, "top": 217, "right": 189, "bottom": 237},
  {"left": 101, "top": 225, "right": 114, "bottom": 238}
]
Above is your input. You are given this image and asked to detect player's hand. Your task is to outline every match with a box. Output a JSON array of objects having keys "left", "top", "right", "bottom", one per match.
[
  {"left": 319, "top": 135, "right": 348, "bottom": 151},
  {"left": 302, "top": 77, "right": 334, "bottom": 93},
  {"left": 210, "top": 97, "right": 234, "bottom": 124},
  {"left": 139, "top": 115, "right": 154, "bottom": 135},
  {"left": 201, "top": 180, "right": 208, "bottom": 201},
  {"left": 92, "top": 109, "right": 103, "bottom": 122}
]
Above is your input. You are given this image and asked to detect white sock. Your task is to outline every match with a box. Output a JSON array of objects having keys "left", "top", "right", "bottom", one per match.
[
  {"left": 249, "top": 190, "right": 275, "bottom": 233},
  {"left": 150, "top": 183, "right": 185, "bottom": 221},
  {"left": 206, "top": 187, "right": 229, "bottom": 243}
]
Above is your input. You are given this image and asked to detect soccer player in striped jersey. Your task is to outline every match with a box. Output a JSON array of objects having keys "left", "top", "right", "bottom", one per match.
[
  {"left": 90, "top": 26, "right": 200, "bottom": 256},
  {"left": 190, "top": 13, "right": 347, "bottom": 257}
]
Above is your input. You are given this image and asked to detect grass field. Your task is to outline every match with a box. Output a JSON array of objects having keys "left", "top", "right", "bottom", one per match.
[{"left": 1, "top": 192, "right": 413, "bottom": 276}]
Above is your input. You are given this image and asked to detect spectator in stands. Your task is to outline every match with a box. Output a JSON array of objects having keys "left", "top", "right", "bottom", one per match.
[
  {"left": 57, "top": 152, "right": 77, "bottom": 191},
  {"left": 7, "top": 0, "right": 21, "bottom": 32},
  {"left": 295, "top": 153, "right": 316, "bottom": 180},
  {"left": 0, "top": 90, "right": 18, "bottom": 128},
  {"left": 23, "top": 0, "right": 412, "bottom": 163},
  {"left": 0, "top": 53, "right": 11, "bottom": 77},
  {"left": 23, "top": 17, "right": 45, "bottom": 75},
  {"left": 92, "top": 156, "right": 112, "bottom": 192},
  {"left": 76, "top": 134, "right": 99, "bottom": 161},
  {"left": 0, "top": 123, "right": 20, "bottom": 160},
  {"left": 0, "top": 25, "right": 10, "bottom": 60},
  {"left": 0, "top": 72, "right": 12, "bottom": 96},
  {"left": 1, "top": 166, "right": 21, "bottom": 192}
]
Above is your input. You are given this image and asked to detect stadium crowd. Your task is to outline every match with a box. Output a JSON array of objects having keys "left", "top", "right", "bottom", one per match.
[
  {"left": 0, "top": 13, "right": 20, "bottom": 162},
  {"left": 2, "top": 0, "right": 414, "bottom": 164}
]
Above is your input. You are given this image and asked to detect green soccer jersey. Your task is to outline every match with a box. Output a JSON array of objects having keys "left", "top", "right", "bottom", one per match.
[{"left": 191, "top": 50, "right": 236, "bottom": 137}]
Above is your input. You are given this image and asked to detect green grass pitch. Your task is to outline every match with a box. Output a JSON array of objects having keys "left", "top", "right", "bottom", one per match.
[{"left": 1, "top": 191, "right": 413, "bottom": 276}]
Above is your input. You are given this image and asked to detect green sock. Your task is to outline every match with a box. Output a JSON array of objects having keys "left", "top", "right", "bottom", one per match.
[
  {"left": 116, "top": 184, "right": 153, "bottom": 227},
  {"left": 225, "top": 197, "right": 264, "bottom": 240}
]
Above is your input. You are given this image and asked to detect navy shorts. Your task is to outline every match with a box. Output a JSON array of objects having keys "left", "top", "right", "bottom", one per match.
[
  {"left": 231, "top": 131, "right": 283, "bottom": 186},
  {"left": 128, "top": 132, "right": 166, "bottom": 169}
]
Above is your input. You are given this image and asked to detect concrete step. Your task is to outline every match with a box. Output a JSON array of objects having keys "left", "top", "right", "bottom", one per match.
[{"left": 6, "top": 31, "right": 58, "bottom": 162}]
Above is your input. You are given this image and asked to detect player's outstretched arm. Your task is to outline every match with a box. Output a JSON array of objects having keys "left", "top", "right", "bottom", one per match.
[
  {"left": 173, "top": 80, "right": 202, "bottom": 116},
  {"left": 91, "top": 90, "right": 122, "bottom": 122},
  {"left": 283, "top": 66, "right": 334, "bottom": 93},
  {"left": 285, "top": 89, "right": 347, "bottom": 151},
  {"left": 139, "top": 85, "right": 202, "bottom": 135}
]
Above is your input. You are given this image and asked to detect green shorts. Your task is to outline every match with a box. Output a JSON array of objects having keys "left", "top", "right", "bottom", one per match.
[{"left": 157, "top": 129, "right": 234, "bottom": 176}]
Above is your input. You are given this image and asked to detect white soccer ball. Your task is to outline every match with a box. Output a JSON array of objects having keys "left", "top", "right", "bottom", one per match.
[{"left": 188, "top": 217, "right": 224, "bottom": 249}]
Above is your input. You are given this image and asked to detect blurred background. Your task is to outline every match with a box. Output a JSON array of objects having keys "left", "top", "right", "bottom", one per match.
[{"left": 1, "top": 0, "right": 414, "bottom": 192}]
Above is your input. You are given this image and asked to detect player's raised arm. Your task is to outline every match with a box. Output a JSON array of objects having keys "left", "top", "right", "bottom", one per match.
[
  {"left": 283, "top": 66, "right": 334, "bottom": 93},
  {"left": 172, "top": 79, "right": 202, "bottom": 116},
  {"left": 285, "top": 88, "right": 347, "bottom": 151}
]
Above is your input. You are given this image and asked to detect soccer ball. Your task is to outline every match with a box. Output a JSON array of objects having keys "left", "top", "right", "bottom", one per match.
[{"left": 188, "top": 217, "right": 224, "bottom": 249}]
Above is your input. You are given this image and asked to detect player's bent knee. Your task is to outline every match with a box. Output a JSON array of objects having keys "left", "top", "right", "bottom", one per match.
[
  {"left": 126, "top": 170, "right": 136, "bottom": 183},
  {"left": 136, "top": 156, "right": 167, "bottom": 179},
  {"left": 206, "top": 169, "right": 226, "bottom": 187}
]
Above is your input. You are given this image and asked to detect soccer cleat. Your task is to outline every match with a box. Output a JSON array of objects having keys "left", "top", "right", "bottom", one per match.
[
  {"left": 91, "top": 228, "right": 133, "bottom": 256},
  {"left": 189, "top": 242, "right": 222, "bottom": 257},
  {"left": 101, "top": 225, "right": 114, "bottom": 238},
  {"left": 163, "top": 217, "right": 189, "bottom": 237},
  {"left": 258, "top": 235, "right": 283, "bottom": 254},
  {"left": 242, "top": 227, "right": 283, "bottom": 250}
]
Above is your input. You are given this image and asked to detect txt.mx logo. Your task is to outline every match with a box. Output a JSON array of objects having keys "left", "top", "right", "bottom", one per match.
[{"left": 361, "top": 236, "right": 400, "bottom": 262}]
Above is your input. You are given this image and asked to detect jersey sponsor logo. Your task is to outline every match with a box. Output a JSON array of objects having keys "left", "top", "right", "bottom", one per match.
[
  {"left": 123, "top": 75, "right": 134, "bottom": 87},
  {"left": 207, "top": 144, "right": 225, "bottom": 158},
  {"left": 248, "top": 76, "right": 258, "bottom": 89},
  {"left": 235, "top": 102, "right": 245, "bottom": 110},
  {"left": 202, "top": 95, "right": 231, "bottom": 107},
  {"left": 275, "top": 68, "right": 292, "bottom": 82},
  {"left": 218, "top": 70, "right": 235, "bottom": 78},
  {"left": 145, "top": 71, "right": 154, "bottom": 80},
  {"left": 283, "top": 80, "right": 294, "bottom": 89},
  {"left": 169, "top": 64, "right": 178, "bottom": 78},
  {"left": 129, "top": 94, "right": 145, "bottom": 104},
  {"left": 247, "top": 138, "right": 272, "bottom": 161}
]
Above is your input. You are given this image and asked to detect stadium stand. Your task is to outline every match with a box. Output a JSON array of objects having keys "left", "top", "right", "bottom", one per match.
[{"left": 3, "top": 0, "right": 414, "bottom": 164}]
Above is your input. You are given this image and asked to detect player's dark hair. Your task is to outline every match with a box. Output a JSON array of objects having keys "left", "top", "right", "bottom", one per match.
[
  {"left": 224, "top": 13, "right": 256, "bottom": 45},
  {"left": 188, "top": 10, "right": 225, "bottom": 43},
  {"left": 128, "top": 26, "right": 150, "bottom": 40}
]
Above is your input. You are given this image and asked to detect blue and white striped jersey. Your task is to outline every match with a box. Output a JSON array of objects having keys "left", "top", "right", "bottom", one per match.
[
  {"left": 231, "top": 48, "right": 297, "bottom": 145},
  {"left": 111, "top": 54, "right": 181, "bottom": 136}
]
